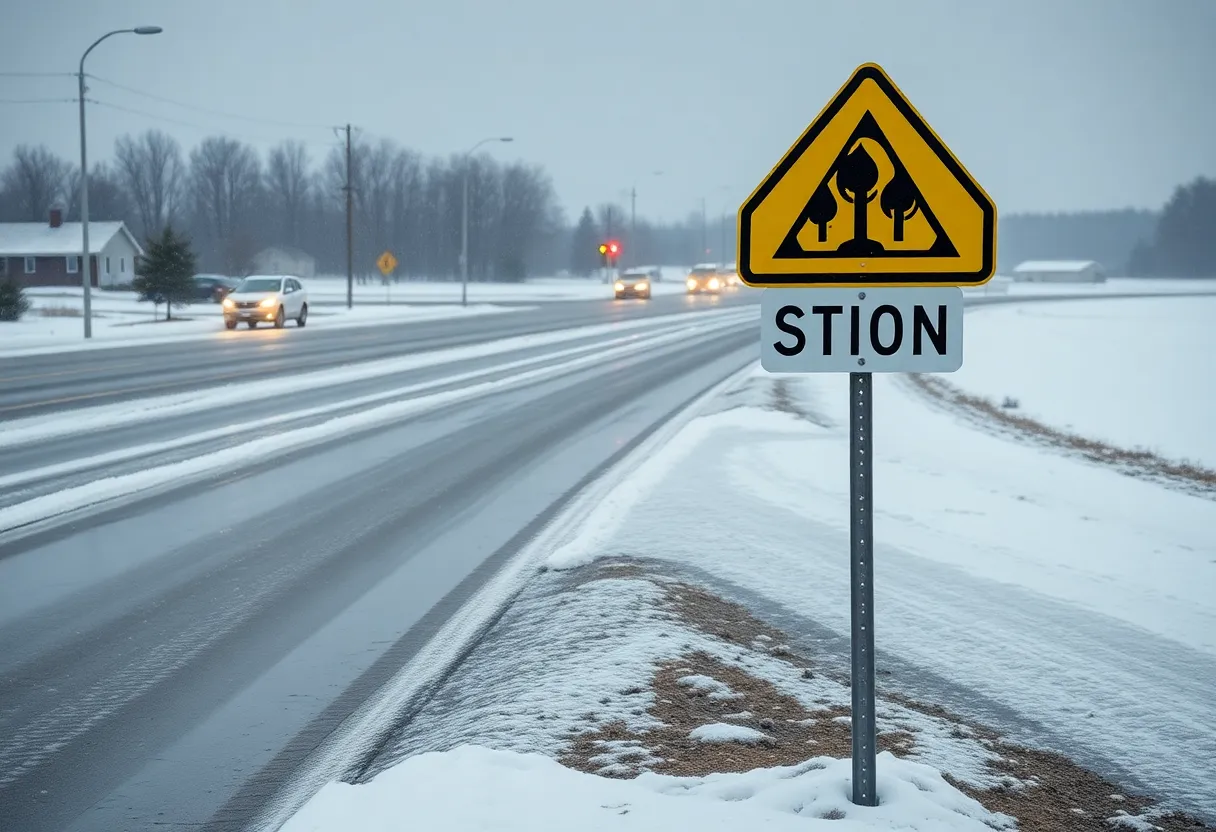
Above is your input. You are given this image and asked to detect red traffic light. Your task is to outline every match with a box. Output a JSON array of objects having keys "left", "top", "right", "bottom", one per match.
[{"left": 607, "top": 240, "right": 620, "bottom": 255}]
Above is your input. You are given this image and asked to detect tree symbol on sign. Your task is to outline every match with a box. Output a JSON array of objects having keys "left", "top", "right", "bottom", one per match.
[
  {"left": 834, "top": 143, "right": 884, "bottom": 255},
  {"left": 880, "top": 168, "right": 919, "bottom": 242},
  {"left": 805, "top": 181, "right": 837, "bottom": 243}
]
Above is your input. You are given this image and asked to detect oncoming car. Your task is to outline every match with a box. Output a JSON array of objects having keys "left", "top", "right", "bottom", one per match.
[
  {"left": 614, "top": 269, "right": 653, "bottom": 300},
  {"left": 721, "top": 262, "right": 740, "bottom": 288},
  {"left": 685, "top": 263, "right": 725, "bottom": 294},
  {"left": 221, "top": 275, "right": 309, "bottom": 329}
]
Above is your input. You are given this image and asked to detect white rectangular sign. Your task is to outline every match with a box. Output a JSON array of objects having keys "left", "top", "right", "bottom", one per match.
[{"left": 760, "top": 287, "right": 964, "bottom": 373}]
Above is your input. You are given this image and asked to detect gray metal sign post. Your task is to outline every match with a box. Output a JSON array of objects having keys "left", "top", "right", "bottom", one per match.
[{"left": 849, "top": 369, "right": 876, "bottom": 804}]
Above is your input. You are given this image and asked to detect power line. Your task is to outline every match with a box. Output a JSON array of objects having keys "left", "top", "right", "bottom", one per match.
[
  {"left": 0, "top": 97, "right": 75, "bottom": 104},
  {"left": 85, "top": 73, "right": 338, "bottom": 131},
  {"left": 0, "top": 71, "right": 74, "bottom": 78},
  {"left": 86, "top": 98, "right": 341, "bottom": 150}
]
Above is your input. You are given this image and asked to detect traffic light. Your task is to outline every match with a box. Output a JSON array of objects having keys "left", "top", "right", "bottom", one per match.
[{"left": 598, "top": 240, "right": 622, "bottom": 267}]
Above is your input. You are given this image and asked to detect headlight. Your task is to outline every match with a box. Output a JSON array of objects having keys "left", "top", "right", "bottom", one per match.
[
  {"left": 222, "top": 297, "right": 235, "bottom": 309},
  {"left": 634, "top": 281, "right": 648, "bottom": 291},
  {"left": 708, "top": 277, "right": 721, "bottom": 290},
  {"left": 614, "top": 282, "right": 625, "bottom": 291},
  {"left": 259, "top": 296, "right": 277, "bottom": 308},
  {"left": 686, "top": 278, "right": 698, "bottom": 290}
]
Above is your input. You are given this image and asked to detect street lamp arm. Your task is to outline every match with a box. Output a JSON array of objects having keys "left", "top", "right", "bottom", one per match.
[{"left": 80, "top": 29, "right": 134, "bottom": 74}]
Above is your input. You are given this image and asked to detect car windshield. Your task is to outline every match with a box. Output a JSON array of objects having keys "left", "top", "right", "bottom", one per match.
[
  {"left": 690, "top": 268, "right": 716, "bottom": 277},
  {"left": 621, "top": 272, "right": 649, "bottom": 280},
  {"left": 234, "top": 278, "right": 281, "bottom": 293}
]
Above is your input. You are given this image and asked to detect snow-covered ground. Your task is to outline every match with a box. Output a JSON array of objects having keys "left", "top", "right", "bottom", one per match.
[
  {"left": 534, "top": 361, "right": 1216, "bottom": 818},
  {"left": 952, "top": 295, "right": 1216, "bottom": 468},
  {"left": 283, "top": 745, "right": 1011, "bottom": 832},
  {"left": 0, "top": 287, "right": 516, "bottom": 357}
]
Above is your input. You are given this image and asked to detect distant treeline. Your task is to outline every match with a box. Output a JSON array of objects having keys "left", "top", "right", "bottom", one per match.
[
  {"left": 998, "top": 176, "right": 1216, "bottom": 278},
  {"left": 3, "top": 133, "right": 1210, "bottom": 279},
  {"left": 997, "top": 209, "right": 1158, "bottom": 275},
  {"left": 0, "top": 135, "right": 732, "bottom": 280}
]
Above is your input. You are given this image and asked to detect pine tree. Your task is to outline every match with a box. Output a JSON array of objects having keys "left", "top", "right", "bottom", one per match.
[
  {"left": 0, "top": 276, "right": 31, "bottom": 322},
  {"left": 569, "top": 207, "right": 600, "bottom": 277},
  {"left": 134, "top": 225, "right": 198, "bottom": 321}
]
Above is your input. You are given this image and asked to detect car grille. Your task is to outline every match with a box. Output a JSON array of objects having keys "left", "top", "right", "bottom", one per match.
[{"left": 235, "top": 301, "right": 259, "bottom": 309}]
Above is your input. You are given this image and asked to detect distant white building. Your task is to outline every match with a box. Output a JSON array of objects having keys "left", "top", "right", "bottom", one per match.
[
  {"left": 253, "top": 245, "right": 315, "bottom": 278},
  {"left": 1011, "top": 260, "right": 1105, "bottom": 283}
]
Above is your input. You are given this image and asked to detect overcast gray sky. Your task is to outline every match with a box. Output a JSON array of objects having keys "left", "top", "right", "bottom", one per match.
[{"left": 3, "top": 0, "right": 1214, "bottom": 223}]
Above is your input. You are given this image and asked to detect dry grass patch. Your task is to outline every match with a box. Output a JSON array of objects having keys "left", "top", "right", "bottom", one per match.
[
  {"left": 559, "top": 564, "right": 1215, "bottom": 832},
  {"left": 906, "top": 373, "right": 1216, "bottom": 492},
  {"left": 37, "top": 304, "right": 82, "bottom": 318}
]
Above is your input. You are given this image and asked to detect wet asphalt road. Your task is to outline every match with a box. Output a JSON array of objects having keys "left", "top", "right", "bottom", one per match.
[{"left": 0, "top": 289, "right": 761, "bottom": 831}]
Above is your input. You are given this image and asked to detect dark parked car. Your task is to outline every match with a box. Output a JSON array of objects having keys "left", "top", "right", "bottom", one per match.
[{"left": 192, "top": 274, "right": 241, "bottom": 303}]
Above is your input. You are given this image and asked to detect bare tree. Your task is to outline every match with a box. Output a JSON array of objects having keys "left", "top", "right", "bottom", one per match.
[
  {"left": 114, "top": 129, "right": 184, "bottom": 240},
  {"left": 497, "top": 163, "right": 557, "bottom": 281},
  {"left": 266, "top": 140, "right": 311, "bottom": 247},
  {"left": 0, "top": 145, "right": 71, "bottom": 221},
  {"left": 65, "top": 162, "right": 131, "bottom": 222},
  {"left": 187, "top": 136, "right": 263, "bottom": 269}
]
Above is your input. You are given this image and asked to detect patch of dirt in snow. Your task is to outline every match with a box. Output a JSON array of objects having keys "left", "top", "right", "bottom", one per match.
[
  {"left": 561, "top": 650, "right": 912, "bottom": 777},
  {"left": 384, "top": 557, "right": 1213, "bottom": 832},
  {"left": 556, "top": 563, "right": 1216, "bottom": 832},
  {"left": 901, "top": 373, "right": 1216, "bottom": 498}
]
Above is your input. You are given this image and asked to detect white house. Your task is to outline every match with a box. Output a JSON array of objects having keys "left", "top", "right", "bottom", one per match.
[
  {"left": 253, "top": 246, "right": 316, "bottom": 278},
  {"left": 1011, "top": 260, "right": 1106, "bottom": 283},
  {"left": 0, "top": 209, "right": 143, "bottom": 288}
]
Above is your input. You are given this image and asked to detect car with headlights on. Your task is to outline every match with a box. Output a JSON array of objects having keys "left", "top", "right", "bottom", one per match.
[
  {"left": 720, "top": 261, "right": 741, "bottom": 288},
  {"left": 221, "top": 275, "right": 309, "bottom": 329},
  {"left": 614, "top": 269, "right": 653, "bottom": 300},
  {"left": 685, "top": 263, "right": 725, "bottom": 294}
]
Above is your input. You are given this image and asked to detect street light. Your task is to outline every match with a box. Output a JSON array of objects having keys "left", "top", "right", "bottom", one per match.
[
  {"left": 460, "top": 136, "right": 513, "bottom": 306},
  {"left": 78, "top": 25, "right": 162, "bottom": 339},
  {"left": 627, "top": 170, "right": 663, "bottom": 267}
]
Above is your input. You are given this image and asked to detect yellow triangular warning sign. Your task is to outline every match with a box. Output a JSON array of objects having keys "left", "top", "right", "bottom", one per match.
[{"left": 739, "top": 63, "right": 996, "bottom": 288}]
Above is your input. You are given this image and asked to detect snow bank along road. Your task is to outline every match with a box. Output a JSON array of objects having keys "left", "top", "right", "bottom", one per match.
[{"left": 0, "top": 291, "right": 760, "bottom": 832}]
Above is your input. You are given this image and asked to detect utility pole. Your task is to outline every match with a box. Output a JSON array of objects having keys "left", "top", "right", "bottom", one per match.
[
  {"left": 720, "top": 210, "right": 727, "bottom": 267},
  {"left": 700, "top": 197, "right": 707, "bottom": 260},
  {"left": 344, "top": 123, "right": 353, "bottom": 309},
  {"left": 461, "top": 166, "right": 469, "bottom": 305},
  {"left": 629, "top": 187, "right": 636, "bottom": 267}
]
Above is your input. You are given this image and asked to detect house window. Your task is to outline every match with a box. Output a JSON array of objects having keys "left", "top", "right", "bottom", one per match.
[
  {"left": 105, "top": 256, "right": 111, "bottom": 274},
  {"left": 24, "top": 257, "right": 36, "bottom": 274},
  {"left": 66, "top": 255, "right": 79, "bottom": 274},
  {"left": 120, "top": 257, "right": 126, "bottom": 273}
]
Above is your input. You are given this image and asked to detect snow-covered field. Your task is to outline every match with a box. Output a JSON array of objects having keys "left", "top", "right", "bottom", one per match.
[
  {"left": 0, "top": 287, "right": 516, "bottom": 357},
  {"left": 952, "top": 295, "right": 1216, "bottom": 467}
]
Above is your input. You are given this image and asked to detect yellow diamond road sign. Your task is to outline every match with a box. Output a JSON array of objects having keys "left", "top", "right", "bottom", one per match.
[
  {"left": 377, "top": 250, "right": 398, "bottom": 276},
  {"left": 738, "top": 63, "right": 996, "bottom": 288}
]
